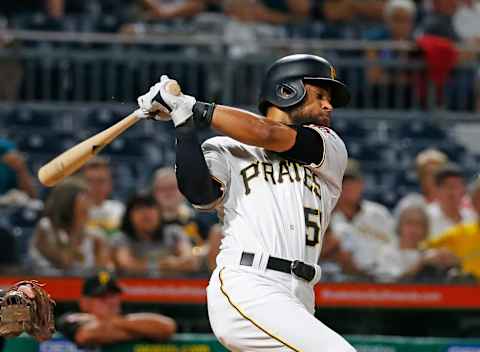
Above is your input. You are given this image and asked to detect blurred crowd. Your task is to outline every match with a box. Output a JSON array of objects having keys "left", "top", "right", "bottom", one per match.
[
  {"left": 1, "top": 0, "right": 479, "bottom": 42},
  {"left": 0, "top": 0, "right": 479, "bottom": 110},
  {"left": 0, "top": 132, "right": 479, "bottom": 285},
  {"left": 322, "top": 150, "right": 480, "bottom": 283},
  {"left": 0, "top": 0, "right": 478, "bottom": 285}
]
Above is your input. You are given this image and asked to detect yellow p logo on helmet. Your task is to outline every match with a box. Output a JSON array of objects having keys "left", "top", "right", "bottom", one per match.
[{"left": 98, "top": 271, "right": 110, "bottom": 286}]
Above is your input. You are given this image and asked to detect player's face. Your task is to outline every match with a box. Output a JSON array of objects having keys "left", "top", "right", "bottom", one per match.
[
  {"left": 437, "top": 176, "right": 465, "bottom": 208},
  {"left": 154, "top": 174, "right": 184, "bottom": 212},
  {"left": 131, "top": 204, "right": 160, "bottom": 236},
  {"left": 398, "top": 209, "right": 428, "bottom": 249},
  {"left": 340, "top": 178, "right": 364, "bottom": 205},
  {"left": 290, "top": 84, "right": 333, "bottom": 127},
  {"left": 387, "top": 8, "right": 414, "bottom": 40},
  {"left": 84, "top": 166, "right": 113, "bottom": 205},
  {"left": 82, "top": 293, "right": 121, "bottom": 319}
]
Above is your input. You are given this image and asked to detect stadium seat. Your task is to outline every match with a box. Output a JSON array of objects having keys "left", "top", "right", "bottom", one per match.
[
  {"left": 10, "top": 207, "right": 41, "bottom": 228},
  {"left": 7, "top": 107, "right": 56, "bottom": 129},
  {"left": 0, "top": 226, "right": 20, "bottom": 264}
]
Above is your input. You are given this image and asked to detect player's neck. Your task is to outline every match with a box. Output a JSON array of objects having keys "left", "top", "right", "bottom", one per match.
[{"left": 266, "top": 106, "right": 293, "bottom": 125}]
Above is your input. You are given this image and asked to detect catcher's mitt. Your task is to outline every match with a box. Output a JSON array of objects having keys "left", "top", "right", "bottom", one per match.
[{"left": 0, "top": 280, "right": 55, "bottom": 341}]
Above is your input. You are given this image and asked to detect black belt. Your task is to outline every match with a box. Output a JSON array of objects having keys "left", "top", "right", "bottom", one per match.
[{"left": 240, "top": 252, "right": 316, "bottom": 282}]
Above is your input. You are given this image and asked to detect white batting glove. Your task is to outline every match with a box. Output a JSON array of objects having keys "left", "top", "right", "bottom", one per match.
[
  {"left": 136, "top": 82, "right": 171, "bottom": 121},
  {"left": 157, "top": 75, "right": 196, "bottom": 127}
]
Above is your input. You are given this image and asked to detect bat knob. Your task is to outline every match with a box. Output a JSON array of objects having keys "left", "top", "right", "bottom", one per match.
[{"left": 166, "top": 81, "right": 181, "bottom": 96}]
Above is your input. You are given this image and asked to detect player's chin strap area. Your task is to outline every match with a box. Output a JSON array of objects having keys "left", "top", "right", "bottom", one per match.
[{"left": 238, "top": 252, "right": 322, "bottom": 284}]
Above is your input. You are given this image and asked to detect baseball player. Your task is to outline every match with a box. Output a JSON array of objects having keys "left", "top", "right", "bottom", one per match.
[{"left": 137, "top": 54, "right": 355, "bottom": 352}]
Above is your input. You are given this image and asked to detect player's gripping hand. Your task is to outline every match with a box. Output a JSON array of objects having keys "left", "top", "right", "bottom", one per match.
[
  {"left": 135, "top": 82, "right": 172, "bottom": 122},
  {"left": 151, "top": 75, "right": 196, "bottom": 127}
]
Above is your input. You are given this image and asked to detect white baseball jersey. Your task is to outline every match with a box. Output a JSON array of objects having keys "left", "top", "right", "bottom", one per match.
[{"left": 199, "top": 125, "right": 347, "bottom": 266}]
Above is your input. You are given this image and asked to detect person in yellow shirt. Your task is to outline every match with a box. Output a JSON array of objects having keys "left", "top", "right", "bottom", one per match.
[{"left": 422, "top": 177, "right": 480, "bottom": 280}]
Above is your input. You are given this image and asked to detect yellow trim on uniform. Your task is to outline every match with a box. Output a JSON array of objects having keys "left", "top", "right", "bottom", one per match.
[{"left": 218, "top": 268, "right": 302, "bottom": 352}]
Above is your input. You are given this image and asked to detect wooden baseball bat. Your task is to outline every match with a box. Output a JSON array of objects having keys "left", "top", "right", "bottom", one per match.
[{"left": 38, "top": 81, "right": 181, "bottom": 187}]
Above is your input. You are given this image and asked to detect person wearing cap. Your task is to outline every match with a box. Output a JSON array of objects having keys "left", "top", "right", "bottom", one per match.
[
  {"left": 426, "top": 163, "right": 477, "bottom": 239},
  {"left": 395, "top": 148, "right": 449, "bottom": 216},
  {"left": 56, "top": 271, "right": 176, "bottom": 347},
  {"left": 330, "top": 159, "right": 396, "bottom": 276},
  {"left": 421, "top": 177, "right": 480, "bottom": 281}
]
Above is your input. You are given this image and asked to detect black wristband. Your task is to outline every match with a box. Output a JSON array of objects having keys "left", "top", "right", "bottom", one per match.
[{"left": 192, "top": 102, "right": 216, "bottom": 128}]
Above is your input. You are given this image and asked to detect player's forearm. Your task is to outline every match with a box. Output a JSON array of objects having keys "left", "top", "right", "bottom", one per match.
[
  {"left": 113, "top": 314, "right": 177, "bottom": 341},
  {"left": 75, "top": 320, "right": 135, "bottom": 346},
  {"left": 211, "top": 105, "right": 296, "bottom": 152},
  {"left": 158, "top": 255, "right": 200, "bottom": 272}
]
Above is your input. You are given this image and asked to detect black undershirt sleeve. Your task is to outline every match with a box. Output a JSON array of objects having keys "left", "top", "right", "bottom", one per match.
[
  {"left": 175, "top": 120, "right": 222, "bottom": 207},
  {"left": 276, "top": 126, "right": 325, "bottom": 165}
]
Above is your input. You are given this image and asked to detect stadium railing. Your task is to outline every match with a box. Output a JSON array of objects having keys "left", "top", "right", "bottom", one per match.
[{"left": 0, "top": 30, "right": 478, "bottom": 112}]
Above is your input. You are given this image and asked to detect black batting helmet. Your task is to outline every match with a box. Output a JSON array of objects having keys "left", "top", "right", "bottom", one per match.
[{"left": 258, "top": 54, "right": 350, "bottom": 115}]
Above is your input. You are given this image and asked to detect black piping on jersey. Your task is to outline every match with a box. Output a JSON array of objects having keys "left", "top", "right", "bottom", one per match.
[
  {"left": 175, "top": 120, "right": 223, "bottom": 207},
  {"left": 218, "top": 268, "right": 302, "bottom": 352},
  {"left": 275, "top": 125, "right": 325, "bottom": 166}
]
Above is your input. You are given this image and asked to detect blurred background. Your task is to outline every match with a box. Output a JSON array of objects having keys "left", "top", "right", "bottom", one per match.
[{"left": 0, "top": 0, "right": 479, "bottom": 351}]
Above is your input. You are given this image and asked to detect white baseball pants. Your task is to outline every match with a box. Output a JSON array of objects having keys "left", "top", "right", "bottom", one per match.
[{"left": 207, "top": 264, "right": 356, "bottom": 352}]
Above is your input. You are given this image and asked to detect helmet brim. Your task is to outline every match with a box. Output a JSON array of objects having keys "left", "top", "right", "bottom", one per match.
[{"left": 304, "top": 78, "right": 350, "bottom": 108}]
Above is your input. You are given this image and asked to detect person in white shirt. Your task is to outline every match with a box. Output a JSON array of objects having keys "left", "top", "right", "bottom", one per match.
[
  {"left": 395, "top": 148, "right": 448, "bottom": 216},
  {"left": 427, "top": 163, "right": 477, "bottom": 239},
  {"left": 373, "top": 203, "right": 458, "bottom": 282},
  {"left": 331, "top": 159, "right": 396, "bottom": 275},
  {"left": 82, "top": 156, "right": 125, "bottom": 238}
]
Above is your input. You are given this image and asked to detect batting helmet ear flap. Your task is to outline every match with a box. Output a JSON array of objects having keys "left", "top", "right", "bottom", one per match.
[{"left": 259, "top": 79, "right": 306, "bottom": 114}]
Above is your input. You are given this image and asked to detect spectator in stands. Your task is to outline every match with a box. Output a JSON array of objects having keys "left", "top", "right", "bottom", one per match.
[
  {"left": 140, "top": 0, "right": 207, "bottom": 20},
  {"left": 0, "top": 36, "right": 23, "bottom": 102},
  {"left": 452, "top": 0, "right": 480, "bottom": 111},
  {"left": 331, "top": 159, "right": 396, "bottom": 276},
  {"left": 313, "top": 0, "right": 387, "bottom": 39},
  {"left": 153, "top": 167, "right": 222, "bottom": 271},
  {"left": 111, "top": 191, "right": 200, "bottom": 276},
  {"left": 152, "top": 167, "right": 209, "bottom": 246},
  {"left": 57, "top": 271, "right": 176, "bottom": 347},
  {"left": 417, "top": 0, "right": 461, "bottom": 41},
  {"left": 374, "top": 203, "right": 458, "bottom": 282},
  {"left": 221, "top": 0, "right": 310, "bottom": 57},
  {"left": 395, "top": 148, "right": 448, "bottom": 215},
  {"left": 364, "top": 0, "right": 418, "bottom": 108},
  {"left": 0, "top": 0, "right": 63, "bottom": 18},
  {"left": 416, "top": 0, "right": 479, "bottom": 111},
  {"left": 453, "top": 0, "right": 480, "bottom": 43},
  {"left": 426, "top": 163, "right": 476, "bottom": 239},
  {"left": 82, "top": 157, "right": 124, "bottom": 239},
  {"left": 223, "top": 0, "right": 310, "bottom": 25},
  {"left": 29, "top": 178, "right": 112, "bottom": 275},
  {"left": 422, "top": 176, "right": 480, "bottom": 281},
  {"left": 319, "top": 226, "right": 358, "bottom": 281},
  {"left": 0, "top": 137, "right": 37, "bottom": 200}
]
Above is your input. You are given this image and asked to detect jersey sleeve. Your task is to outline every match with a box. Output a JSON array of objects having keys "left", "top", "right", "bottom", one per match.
[
  {"left": 195, "top": 137, "right": 231, "bottom": 210},
  {"left": 305, "top": 126, "right": 348, "bottom": 193}
]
